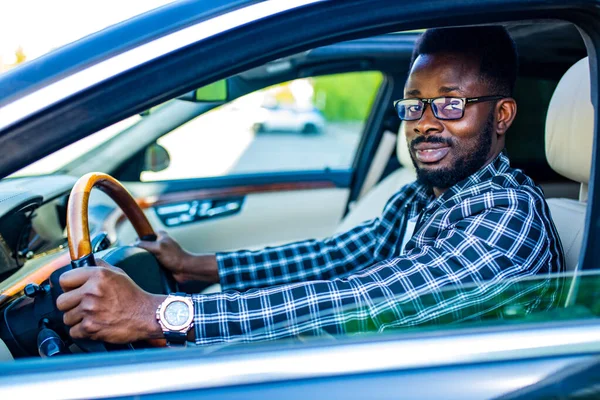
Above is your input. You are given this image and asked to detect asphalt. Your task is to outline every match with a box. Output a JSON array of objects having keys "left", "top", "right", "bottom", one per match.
[{"left": 142, "top": 120, "right": 363, "bottom": 181}]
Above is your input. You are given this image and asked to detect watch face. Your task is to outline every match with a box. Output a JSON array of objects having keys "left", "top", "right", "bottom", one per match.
[{"left": 164, "top": 300, "right": 190, "bottom": 327}]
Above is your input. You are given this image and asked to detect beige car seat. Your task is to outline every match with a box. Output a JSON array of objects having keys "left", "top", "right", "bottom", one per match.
[
  {"left": 545, "top": 57, "right": 592, "bottom": 275},
  {"left": 545, "top": 57, "right": 593, "bottom": 305}
]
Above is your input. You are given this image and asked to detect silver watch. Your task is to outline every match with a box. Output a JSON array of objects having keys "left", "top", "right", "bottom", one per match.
[{"left": 155, "top": 293, "right": 194, "bottom": 346}]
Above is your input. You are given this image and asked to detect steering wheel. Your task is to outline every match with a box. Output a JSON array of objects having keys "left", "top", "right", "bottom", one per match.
[{"left": 66, "top": 172, "right": 177, "bottom": 294}]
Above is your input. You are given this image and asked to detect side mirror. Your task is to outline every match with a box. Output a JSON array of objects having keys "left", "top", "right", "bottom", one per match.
[
  {"left": 144, "top": 143, "right": 170, "bottom": 173},
  {"left": 195, "top": 79, "right": 228, "bottom": 101},
  {"left": 178, "top": 80, "right": 228, "bottom": 102}
]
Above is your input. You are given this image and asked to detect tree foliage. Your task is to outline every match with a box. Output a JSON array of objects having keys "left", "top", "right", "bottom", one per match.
[{"left": 312, "top": 71, "right": 383, "bottom": 121}]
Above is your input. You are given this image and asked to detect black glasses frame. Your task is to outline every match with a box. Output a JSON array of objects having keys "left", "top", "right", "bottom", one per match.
[{"left": 393, "top": 95, "right": 505, "bottom": 121}]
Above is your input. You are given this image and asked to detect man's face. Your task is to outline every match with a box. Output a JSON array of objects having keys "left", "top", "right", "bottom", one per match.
[{"left": 403, "top": 52, "right": 502, "bottom": 190}]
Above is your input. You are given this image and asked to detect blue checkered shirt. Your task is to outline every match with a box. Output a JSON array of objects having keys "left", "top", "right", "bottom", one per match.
[{"left": 192, "top": 152, "right": 565, "bottom": 344}]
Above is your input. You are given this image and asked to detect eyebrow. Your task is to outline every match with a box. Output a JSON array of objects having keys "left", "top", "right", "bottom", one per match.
[
  {"left": 439, "top": 86, "right": 465, "bottom": 95},
  {"left": 404, "top": 86, "right": 466, "bottom": 98}
]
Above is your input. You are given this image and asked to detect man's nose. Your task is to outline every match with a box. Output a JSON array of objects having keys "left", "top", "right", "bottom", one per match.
[{"left": 414, "top": 104, "right": 443, "bottom": 135}]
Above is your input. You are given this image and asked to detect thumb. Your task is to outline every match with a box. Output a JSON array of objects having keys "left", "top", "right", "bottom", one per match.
[
  {"left": 95, "top": 258, "right": 121, "bottom": 270},
  {"left": 135, "top": 238, "right": 160, "bottom": 253}
]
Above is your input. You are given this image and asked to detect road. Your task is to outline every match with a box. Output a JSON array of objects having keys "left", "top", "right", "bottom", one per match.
[{"left": 142, "top": 119, "right": 364, "bottom": 181}]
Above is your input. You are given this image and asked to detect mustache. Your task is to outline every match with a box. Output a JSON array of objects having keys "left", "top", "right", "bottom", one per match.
[{"left": 410, "top": 135, "right": 454, "bottom": 150}]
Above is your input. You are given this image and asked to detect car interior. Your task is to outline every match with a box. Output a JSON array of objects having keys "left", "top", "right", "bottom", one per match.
[{"left": 0, "top": 19, "right": 594, "bottom": 361}]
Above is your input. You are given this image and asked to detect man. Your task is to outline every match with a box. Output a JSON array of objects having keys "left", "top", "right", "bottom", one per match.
[{"left": 56, "top": 26, "right": 564, "bottom": 345}]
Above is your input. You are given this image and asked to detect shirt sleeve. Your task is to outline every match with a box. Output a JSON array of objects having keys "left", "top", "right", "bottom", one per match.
[
  {"left": 216, "top": 187, "right": 413, "bottom": 292},
  {"left": 192, "top": 190, "right": 565, "bottom": 345}
]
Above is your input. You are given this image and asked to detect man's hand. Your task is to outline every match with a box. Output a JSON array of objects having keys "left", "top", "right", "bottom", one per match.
[
  {"left": 136, "top": 231, "right": 219, "bottom": 284},
  {"left": 56, "top": 259, "right": 165, "bottom": 344}
]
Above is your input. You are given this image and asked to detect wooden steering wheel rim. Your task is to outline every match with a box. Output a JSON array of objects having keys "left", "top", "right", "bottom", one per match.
[{"left": 67, "top": 173, "right": 156, "bottom": 264}]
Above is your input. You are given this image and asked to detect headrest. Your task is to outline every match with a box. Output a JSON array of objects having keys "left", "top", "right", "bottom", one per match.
[
  {"left": 546, "top": 57, "right": 594, "bottom": 186},
  {"left": 397, "top": 122, "right": 415, "bottom": 171}
]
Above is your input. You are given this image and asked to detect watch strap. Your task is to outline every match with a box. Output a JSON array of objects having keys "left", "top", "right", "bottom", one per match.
[{"left": 164, "top": 330, "right": 188, "bottom": 346}]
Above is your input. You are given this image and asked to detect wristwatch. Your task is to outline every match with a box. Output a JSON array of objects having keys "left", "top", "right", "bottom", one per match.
[{"left": 155, "top": 293, "right": 194, "bottom": 346}]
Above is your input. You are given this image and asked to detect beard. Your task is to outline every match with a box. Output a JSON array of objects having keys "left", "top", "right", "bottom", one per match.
[{"left": 410, "top": 111, "right": 494, "bottom": 190}]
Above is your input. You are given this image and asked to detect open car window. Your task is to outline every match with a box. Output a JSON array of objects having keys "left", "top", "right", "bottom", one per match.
[{"left": 141, "top": 72, "right": 383, "bottom": 181}]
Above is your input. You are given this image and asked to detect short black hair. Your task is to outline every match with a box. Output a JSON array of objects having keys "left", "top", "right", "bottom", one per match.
[{"left": 410, "top": 26, "right": 519, "bottom": 97}]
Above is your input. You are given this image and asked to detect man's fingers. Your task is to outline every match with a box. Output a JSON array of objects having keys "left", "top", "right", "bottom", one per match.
[
  {"left": 63, "top": 304, "right": 84, "bottom": 327},
  {"left": 56, "top": 286, "right": 85, "bottom": 312},
  {"left": 95, "top": 258, "right": 119, "bottom": 270},
  {"left": 69, "top": 320, "right": 100, "bottom": 341},
  {"left": 59, "top": 267, "right": 96, "bottom": 291},
  {"left": 135, "top": 239, "right": 160, "bottom": 253}
]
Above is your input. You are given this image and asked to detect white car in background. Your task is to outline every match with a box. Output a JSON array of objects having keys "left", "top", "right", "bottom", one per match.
[{"left": 252, "top": 104, "right": 326, "bottom": 134}]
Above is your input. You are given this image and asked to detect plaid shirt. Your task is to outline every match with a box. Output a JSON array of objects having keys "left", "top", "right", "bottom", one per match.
[{"left": 192, "top": 152, "right": 565, "bottom": 344}]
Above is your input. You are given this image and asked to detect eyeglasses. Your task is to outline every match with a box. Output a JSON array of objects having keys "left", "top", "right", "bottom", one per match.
[{"left": 394, "top": 96, "right": 505, "bottom": 121}]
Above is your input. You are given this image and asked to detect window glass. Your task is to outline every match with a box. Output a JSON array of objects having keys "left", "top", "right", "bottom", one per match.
[
  {"left": 141, "top": 71, "right": 383, "bottom": 182},
  {"left": 250, "top": 271, "right": 597, "bottom": 340}
]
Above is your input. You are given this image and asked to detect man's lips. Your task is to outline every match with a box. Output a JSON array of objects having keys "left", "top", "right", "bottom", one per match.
[
  {"left": 413, "top": 142, "right": 448, "bottom": 151},
  {"left": 413, "top": 143, "right": 451, "bottom": 163}
]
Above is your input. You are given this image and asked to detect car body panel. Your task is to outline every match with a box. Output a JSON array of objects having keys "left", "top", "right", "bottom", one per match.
[{"left": 1, "top": 319, "right": 600, "bottom": 398}]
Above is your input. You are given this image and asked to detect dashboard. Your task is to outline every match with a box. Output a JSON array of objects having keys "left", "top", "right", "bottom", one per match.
[
  {"left": 0, "top": 194, "right": 70, "bottom": 281},
  {"left": 0, "top": 177, "right": 78, "bottom": 282}
]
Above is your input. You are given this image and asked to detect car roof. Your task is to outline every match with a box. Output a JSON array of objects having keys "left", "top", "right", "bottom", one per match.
[{"left": 0, "top": 0, "right": 251, "bottom": 108}]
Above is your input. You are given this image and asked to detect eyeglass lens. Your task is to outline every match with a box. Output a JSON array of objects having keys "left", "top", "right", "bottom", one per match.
[{"left": 396, "top": 98, "right": 465, "bottom": 120}]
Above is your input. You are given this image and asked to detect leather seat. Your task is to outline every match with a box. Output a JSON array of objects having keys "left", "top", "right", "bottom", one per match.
[{"left": 545, "top": 57, "right": 592, "bottom": 275}]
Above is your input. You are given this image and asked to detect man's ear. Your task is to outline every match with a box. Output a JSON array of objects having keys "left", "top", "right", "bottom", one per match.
[{"left": 495, "top": 98, "right": 517, "bottom": 137}]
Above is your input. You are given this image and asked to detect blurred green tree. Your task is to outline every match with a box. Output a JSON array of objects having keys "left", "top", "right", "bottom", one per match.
[{"left": 312, "top": 71, "right": 383, "bottom": 121}]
